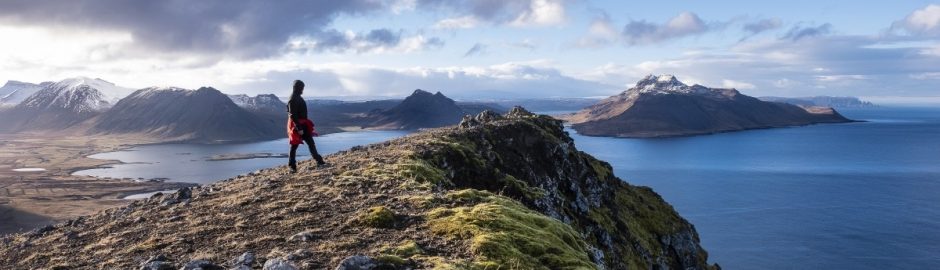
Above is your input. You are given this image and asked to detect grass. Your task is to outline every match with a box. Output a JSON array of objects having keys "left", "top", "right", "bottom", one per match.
[{"left": 427, "top": 189, "right": 597, "bottom": 270}]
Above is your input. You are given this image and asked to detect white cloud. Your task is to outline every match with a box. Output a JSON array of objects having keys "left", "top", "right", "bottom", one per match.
[
  {"left": 892, "top": 4, "right": 940, "bottom": 36},
  {"left": 622, "top": 12, "right": 711, "bottom": 45},
  {"left": 433, "top": 16, "right": 481, "bottom": 29},
  {"left": 909, "top": 72, "right": 940, "bottom": 80},
  {"left": 815, "top": 75, "right": 867, "bottom": 82},
  {"left": 721, "top": 79, "right": 756, "bottom": 89},
  {"left": 509, "top": 0, "right": 567, "bottom": 27}
]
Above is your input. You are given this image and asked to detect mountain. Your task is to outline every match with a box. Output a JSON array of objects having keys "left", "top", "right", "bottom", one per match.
[
  {"left": 0, "top": 78, "right": 124, "bottom": 131},
  {"left": 564, "top": 74, "right": 853, "bottom": 138},
  {"left": 86, "top": 87, "right": 282, "bottom": 143},
  {"left": 228, "top": 94, "right": 287, "bottom": 114},
  {"left": 760, "top": 96, "right": 875, "bottom": 108},
  {"left": 0, "top": 109, "right": 718, "bottom": 269},
  {"left": 0, "top": 80, "right": 48, "bottom": 107},
  {"left": 367, "top": 90, "right": 474, "bottom": 130}
]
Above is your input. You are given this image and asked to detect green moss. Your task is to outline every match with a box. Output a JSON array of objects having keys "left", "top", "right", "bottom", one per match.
[
  {"left": 586, "top": 156, "right": 612, "bottom": 180},
  {"left": 383, "top": 240, "right": 424, "bottom": 258},
  {"left": 358, "top": 206, "right": 396, "bottom": 228},
  {"left": 376, "top": 254, "right": 408, "bottom": 266},
  {"left": 427, "top": 190, "right": 597, "bottom": 270},
  {"left": 396, "top": 159, "right": 449, "bottom": 185}
]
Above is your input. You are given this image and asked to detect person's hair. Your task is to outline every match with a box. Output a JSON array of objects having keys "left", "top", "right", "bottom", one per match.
[{"left": 292, "top": 80, "right": 305, "bottom": 96}]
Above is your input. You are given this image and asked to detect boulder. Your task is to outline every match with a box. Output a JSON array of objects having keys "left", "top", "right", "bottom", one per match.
[{"left": 262, "top": 258, "right": 298, "bottom": 270}]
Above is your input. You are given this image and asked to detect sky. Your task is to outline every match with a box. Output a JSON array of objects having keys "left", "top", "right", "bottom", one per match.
[{"left": 0, "top": 0, "right": 938, "bottom": 102}]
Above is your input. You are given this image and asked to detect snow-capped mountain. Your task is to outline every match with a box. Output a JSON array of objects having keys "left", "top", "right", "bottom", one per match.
[
  {"left": 0, "top": 81, "right": 48, "bottom": 107},
  {"left": 564, "top": 74, "right": 853, "bottom": 137},
  {"left": 227, "top": 94, "right": 286, "bottom": 114}
]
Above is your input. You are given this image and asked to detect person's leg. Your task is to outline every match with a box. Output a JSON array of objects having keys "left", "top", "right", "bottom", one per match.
[
  {"left": 288, "top": 144, "right": 300, "bottom": 171},
  {"left": 302, "top": 135, "right": 326, "bottom": 165}
]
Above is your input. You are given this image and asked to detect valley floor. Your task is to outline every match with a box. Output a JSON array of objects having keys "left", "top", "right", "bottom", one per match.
[{"left": 0, "top": 134, "right": 195, "bottom": 235}]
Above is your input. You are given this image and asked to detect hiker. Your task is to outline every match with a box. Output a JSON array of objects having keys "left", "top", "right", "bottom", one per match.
[{"left": 287, "top": 80, "right": 326, "bottom": 173}]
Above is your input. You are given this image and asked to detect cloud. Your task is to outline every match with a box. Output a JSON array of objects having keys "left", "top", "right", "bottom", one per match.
[
  {"left": 0, "top": 0, "right": 392, "bottom": 59},
  {"left": 781, "top": 23, "right": 832, "bottom": 41},
  {"left": 621, "top": 12, "right": 711, "bottom": 45},
  {"left": 220, "top": 61, "right": 618, "bottom": 99},
  {"left": 743, "top": 18, "right": 783, "bottom": 35},
  {"left": 287, "top": 29, "right": 443, "bottom": 54},
  {"left": 463, "top": 43, "right": 488, "bottom": 57},
  {"left": 422, "top": 0, "right": 570, "bottom": 28},
  {"left": 891, "top": 4, "right": 940, "bottom": 37},
  {"left": 721, "top": 79, "right": 756, "bottom": 89},
  {"left": 433, "top": 16, "right": 481, "bottom": 29},
  {"left": 910, "top": 72, "right": 940, "bottom": 80}
]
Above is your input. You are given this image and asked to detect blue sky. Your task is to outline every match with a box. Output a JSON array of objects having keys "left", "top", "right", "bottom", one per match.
[{"left": 0, "top": 0, "right": 937, "bottom": 103}]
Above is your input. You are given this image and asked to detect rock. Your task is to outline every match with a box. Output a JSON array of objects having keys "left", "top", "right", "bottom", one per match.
[
  {"left": 458, "top": 115, "right": 480, "bottom": 129},
  {"left": 335, "top": 255, "right": 376, "bottom": 270},
  {"left": 180, "top": 259, "right": 223, "bottom": 270},
  {"left": 140, "top": 255, "right": 173, "bottom": 270},
  {"left": 286, "top": 249, "right": 312, "bottom": 261},
  {"left": 473, "top": 110, "right": 502, "bottom": 123},
  {"left": 289, "top": 231, "right": 317, "bottom": 242},
  {"left": 161, "top": 187, "right": 193, "bottom": 206},
  {"left": 140, "top": 261, "right": 174, "bottom": 270},
  {"left": 506, "top": 106, "right": 535, "bottom": 118},
  {"left": 233, "top": 251, "right": 256, "bottom": 266},
  {"left": 228, "top": 266, "right": 251, "bottom": 270},
  {"left": 262, "top": 258, "right": 298, "bottom": 270},
  {"left": 28, "top": 225, "right": 54, "bottom": 237}
]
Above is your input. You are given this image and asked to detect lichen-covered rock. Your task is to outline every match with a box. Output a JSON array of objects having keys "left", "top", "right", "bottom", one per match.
[
  {"left": 505, "top": 106, "right": 535, "bottom": 118},
  {"left": 262, "top": 258, "right": 298, "bottom": 270},
  {"left": 335, "top": 255, "right": 376, "bottom": 270}
]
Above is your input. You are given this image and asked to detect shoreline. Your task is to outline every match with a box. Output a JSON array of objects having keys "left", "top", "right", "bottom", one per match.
[{"left": 0, "top": 133, "right": 199, "bottom": 235}]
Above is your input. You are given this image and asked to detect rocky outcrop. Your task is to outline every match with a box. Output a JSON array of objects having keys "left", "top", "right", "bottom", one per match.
[
  {"left": 565, "top": 74, "right": 853, "bottom": 138},
  {"left": 0, "top": 108, "right": 717, "bottom": 269}
]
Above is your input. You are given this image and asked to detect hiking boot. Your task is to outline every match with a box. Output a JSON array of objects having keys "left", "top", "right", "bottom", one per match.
[{"left": 289, "top": 166, "right": 298, "bottom": 174}]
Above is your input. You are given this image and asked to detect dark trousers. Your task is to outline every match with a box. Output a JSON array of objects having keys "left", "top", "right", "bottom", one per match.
[{"left": 289, "top": 135, "right": 324, "bottom": 169}]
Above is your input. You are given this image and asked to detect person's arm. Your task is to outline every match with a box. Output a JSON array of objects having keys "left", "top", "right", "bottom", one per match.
[{"left": 288, "top": 99, "right": 305, "bottom": 135}]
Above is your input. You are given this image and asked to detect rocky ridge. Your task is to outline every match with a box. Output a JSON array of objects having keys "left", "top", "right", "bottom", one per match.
[{"left": 0, "top": 107, "right": 717, "bottom": 269}]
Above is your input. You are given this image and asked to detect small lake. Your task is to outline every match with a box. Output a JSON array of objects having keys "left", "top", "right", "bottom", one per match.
[{"left": 74, "top": 130, "right": 410, "bottom": 184}]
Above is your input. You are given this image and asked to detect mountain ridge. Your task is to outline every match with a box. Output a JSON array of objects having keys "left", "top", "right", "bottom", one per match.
[
  {"left": 0, "top": 109, "right": 717, "bottom": 269},
  {"left": 564, "top": 74, "right": 854, "bottom": 138}
]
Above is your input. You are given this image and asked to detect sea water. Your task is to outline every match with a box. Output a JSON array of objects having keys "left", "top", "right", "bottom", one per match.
[{"left": 76, "top": 107, "right": 940, "bottom": 269}]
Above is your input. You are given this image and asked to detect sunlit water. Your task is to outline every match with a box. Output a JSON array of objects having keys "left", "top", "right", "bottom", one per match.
[
  {"left": 76, "top": 107, "right": 940, "bottom": 269},
  {"left": 74, "top": 130, "right": 410, "bottom": 184}
]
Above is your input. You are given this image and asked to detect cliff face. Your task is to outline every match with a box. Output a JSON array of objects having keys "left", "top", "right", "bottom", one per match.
[
  {"left": 566, "top": 75, "right": 853, "bottom": 138},
  {"left": 0, "top": 108, "right": 716, "bottom": 270}
]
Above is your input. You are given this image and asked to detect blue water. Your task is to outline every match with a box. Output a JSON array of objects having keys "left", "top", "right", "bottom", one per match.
[
  {"left": 76, "top": 107, "right": 940, "bottom": 269},
  {"left": 567, "top": 107, "right": 940, "bottom": 269},
  {"left": 74, "top": 130, "right": 410, "bottom": 184}
]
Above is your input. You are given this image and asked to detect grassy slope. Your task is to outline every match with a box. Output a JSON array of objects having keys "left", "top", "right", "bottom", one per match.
[{"left": 0, "top": 114, "right": 715, "bottom": 269}]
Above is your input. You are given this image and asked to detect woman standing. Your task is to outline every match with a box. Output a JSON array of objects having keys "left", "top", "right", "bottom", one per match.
[{"left": 287, "top": 80, "right": 326, "bottom": 173}]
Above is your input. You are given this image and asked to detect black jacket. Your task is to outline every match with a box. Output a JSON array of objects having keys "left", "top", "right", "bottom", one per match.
[{"left": 287, "top": 95, "right": 308, "bottom": 121}]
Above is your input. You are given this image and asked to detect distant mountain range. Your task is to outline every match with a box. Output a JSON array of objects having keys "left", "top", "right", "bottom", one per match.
[
  {"left": 0, "top": 81, "right": 49, "bottom": 108},
  {"left": 367, "top": 89, "right": 500, "bottom": 130},
  {"left": 563, "top": 75, "right": 854, "bottom": 138},
  {"left": 0, "top": 78, "right": 127, "bottom": 131},
  {"left": 85, "top": 87, "right": 282, "bottom": 142},
  {"left": 759, "top": 96, "right": 875, "bottom": 108}
]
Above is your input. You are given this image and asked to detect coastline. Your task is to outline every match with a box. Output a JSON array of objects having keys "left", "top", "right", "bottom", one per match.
[{"left": 0, "top": 133, "right": 198, "bottom": 235}]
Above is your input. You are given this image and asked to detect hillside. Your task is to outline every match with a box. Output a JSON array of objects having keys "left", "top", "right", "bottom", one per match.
[
  {"left": 0, "top": 78, "right": 117, "bottom": 132},
  {"left": 368, "top": 90, "right": 475, "bottom": 130},
  {"left": 0, "top": 80, "right": 48, "bottom": 107},
  {"left": 565, "top": 75, "right": 853, "bottom": 138},
  {"left": 0, "top": 108, "right": 717, "bottom": 270},
  {"left": 86, "top": 87, "right": 282, "bottom": 143}
]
